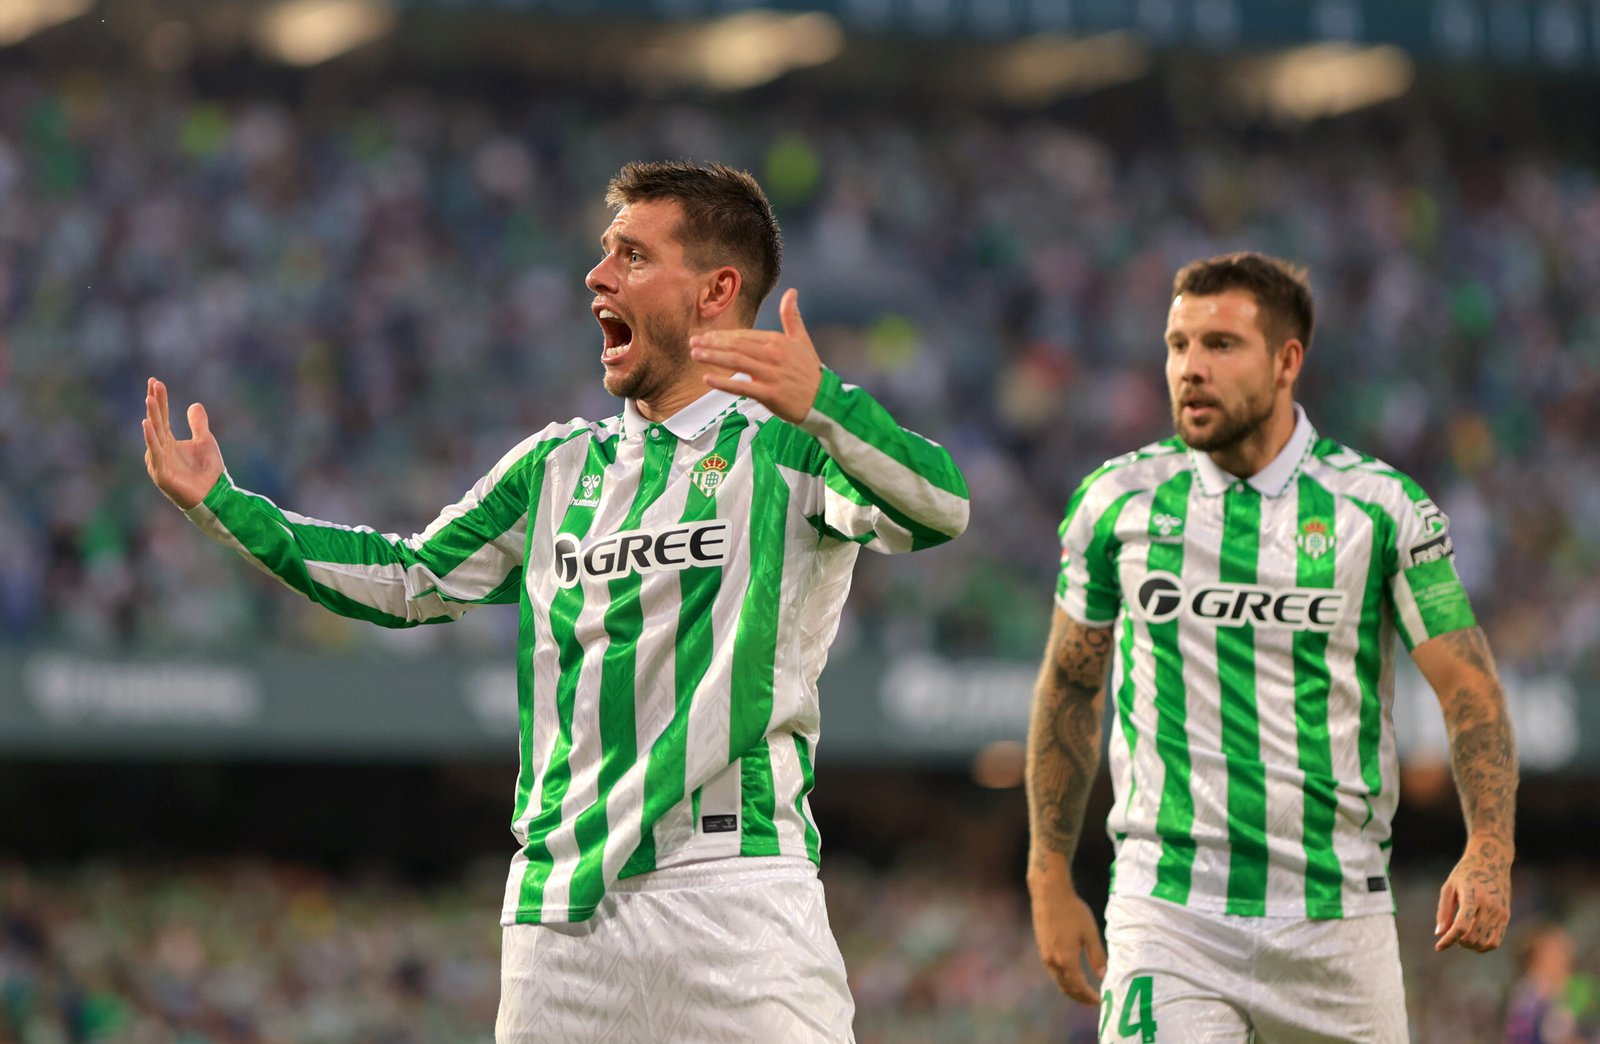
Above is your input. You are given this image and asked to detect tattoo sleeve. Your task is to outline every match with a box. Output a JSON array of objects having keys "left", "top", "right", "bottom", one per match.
[
  {"left": 1026, "top": 615, "right": 1114, "bottom": 879},
  {"left": 1434, "top": 628, "right": 1519, "bottom": 851}
]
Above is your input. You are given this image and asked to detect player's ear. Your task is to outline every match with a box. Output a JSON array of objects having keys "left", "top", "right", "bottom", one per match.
[
  {"left": 1276, "top": 338, "right": 1305, "bottom": 388},
  {"left": 699, "top": 266, "right": 742, "bottom": 322}
]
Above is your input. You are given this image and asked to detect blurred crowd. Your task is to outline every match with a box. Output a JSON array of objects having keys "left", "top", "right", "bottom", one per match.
[
  {"left": 3, "top": 856, "right": 1597, "bottom": 1043},
  {"left": 2, "top": 66, "right": 1599, "bottom": 674}
]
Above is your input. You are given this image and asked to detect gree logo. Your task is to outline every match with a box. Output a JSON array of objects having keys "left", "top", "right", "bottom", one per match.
[
  {"left": 552, "top": 519, "right": 731, "bottom": 588},
  {"left": 1134, "top": 571, "right": 1346, "bottom": 631}
]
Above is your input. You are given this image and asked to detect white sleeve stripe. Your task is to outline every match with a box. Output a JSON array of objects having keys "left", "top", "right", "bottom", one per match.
[
  {"left": 799, "top": 408, "right": 969, "bottom": 538},
  {"left": 1389, "top": 571, "right": 1430, "bottom": 647},
  {"left": 820, "top": 484, "right": 914, "bottom": 553}
]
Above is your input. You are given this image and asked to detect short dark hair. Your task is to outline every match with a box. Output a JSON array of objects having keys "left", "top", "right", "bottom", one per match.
[
  {"left": 606, "top": 161, "right": 782, "bottom": 322},
  {"left": 1172, "top": 252, "right": 1315, "bottom": 351}
]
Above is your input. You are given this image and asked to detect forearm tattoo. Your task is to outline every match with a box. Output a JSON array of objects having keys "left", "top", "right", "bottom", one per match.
[
  {"left": 1439, "top": 629, "right": 1519, "bottom": 856},
  {"left": 1026, "top": 622, "right": 1113, "bottom": 873},
  {"left": 1442, "top": 626, "right": 1496, "bottom": 679}
]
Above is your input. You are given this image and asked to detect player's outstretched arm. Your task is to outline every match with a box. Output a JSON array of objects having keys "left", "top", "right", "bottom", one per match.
[
  {"left": 143, "top": 377, "right": 224, "bottom": 509},
  {"left": 1412, "top": 625, "right": 1518, "bottom": 954},
  {"left": 144, "top": 376, "right": 541, "bottom": 628},
  {"left": 1026, "top": 607, "right": 1112, "bottom": 1005}
]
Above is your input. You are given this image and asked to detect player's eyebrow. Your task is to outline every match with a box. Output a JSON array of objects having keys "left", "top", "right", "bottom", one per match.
[{"left": 600, "top": 231, "right": 646, "bottom": 252}]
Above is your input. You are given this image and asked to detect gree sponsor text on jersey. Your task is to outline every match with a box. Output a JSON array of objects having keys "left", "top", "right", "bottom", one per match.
[
  {"left": 1131, "top": 571, "right": 1347, "bottom": 631},
  {"left": 551, "top": 519, "right": 731, "bottom": 588}
]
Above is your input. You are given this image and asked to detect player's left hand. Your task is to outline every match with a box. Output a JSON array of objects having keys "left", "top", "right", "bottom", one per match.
[
  {"left": 1434, "top": 838, "right": 1512, "bottom": 953},
  {"left": 690, "top": 288, "right": 822, "bottom": 424}
]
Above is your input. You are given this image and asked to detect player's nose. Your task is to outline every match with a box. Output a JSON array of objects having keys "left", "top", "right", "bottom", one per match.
[
  {"left": 585, "top": 256, "right": 615, "bottom": 295},
  {"left": 1176, "top": 351, "right": 1208, "bottom": 383}
]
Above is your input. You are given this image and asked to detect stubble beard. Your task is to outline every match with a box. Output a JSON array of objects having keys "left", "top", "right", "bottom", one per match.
[
  {"left": 602, "top": 310, "right": 693, "bottom": 402},
  {"left": 1173, "top": 388, "right": 1276, "bottom": 453}
]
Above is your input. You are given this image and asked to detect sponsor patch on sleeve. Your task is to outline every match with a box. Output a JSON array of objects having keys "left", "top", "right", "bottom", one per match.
[
  {"left": 1413, "top": 497, "right": 1449, "bottom": 534},
  {"left": 1408, "top": 532, "right": 1454, "bottom": 566}
]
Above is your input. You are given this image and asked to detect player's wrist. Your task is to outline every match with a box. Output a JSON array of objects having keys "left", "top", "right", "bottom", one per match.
[
  {"left": 1463, "top": 832, "right": 1514, "bottom": 859},
  {"left": 1026, "top": 853, "right": 1078, "bottom": 895}
]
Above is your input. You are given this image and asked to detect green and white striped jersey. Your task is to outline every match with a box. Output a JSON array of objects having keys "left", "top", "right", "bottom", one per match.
[
  {"left": 183, "top": 369, "right": 969, "bottom": 924},
  {"left": 1056, "top": 406, "right": 1475, "bottom": 920}
]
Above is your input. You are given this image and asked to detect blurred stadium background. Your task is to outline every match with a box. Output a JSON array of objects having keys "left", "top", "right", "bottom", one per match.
[{"left": 2, "top": 0, "right": 1599, "bottom": 1040}]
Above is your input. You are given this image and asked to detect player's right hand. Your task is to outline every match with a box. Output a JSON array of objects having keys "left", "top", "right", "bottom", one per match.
[
  {"left": 142, "top": 377, "right": 224, "bottom": 510},
  {"left": 1030, "top": 888, "right": 1107, "bottom": 1005}
]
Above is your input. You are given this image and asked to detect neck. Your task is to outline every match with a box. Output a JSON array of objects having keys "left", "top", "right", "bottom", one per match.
[
  {"left": 635, "top": 318, "right": 748, "bottom": 421},
  {"left": 634, "top": 377, "right": 711, "bottom": 423},
  {"left": 1208, "top": 400, "right": 1297, "bottom": 480}
]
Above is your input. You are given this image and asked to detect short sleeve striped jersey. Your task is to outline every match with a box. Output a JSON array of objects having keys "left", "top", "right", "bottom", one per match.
[
  {"left": 1056, "top": 408, "right": 1474, "bottom": 919},
  {"left": 183, "top": 370, "right": 969, "bottom": 924}
]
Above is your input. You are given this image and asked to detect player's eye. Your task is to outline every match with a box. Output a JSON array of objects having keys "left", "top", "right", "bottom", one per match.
[{"left": 628, "top": 250, "right": 644, "bottom": 263}]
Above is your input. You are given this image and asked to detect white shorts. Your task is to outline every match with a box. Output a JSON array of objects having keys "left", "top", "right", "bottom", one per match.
[
  {"left": 496, "top": 856, "right": 855, "bottom": 1043},
  {"left": 1100, "top": 894, "right": 1407, "bottom": 1043}
]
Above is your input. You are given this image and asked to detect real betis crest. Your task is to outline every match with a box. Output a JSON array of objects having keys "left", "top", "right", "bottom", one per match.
[
  {"left": 690, "top": 453, "right": 729, "bottom": 495},
  {"left": 1297, "top": 517, "right": 1335, "bottom": 559}
]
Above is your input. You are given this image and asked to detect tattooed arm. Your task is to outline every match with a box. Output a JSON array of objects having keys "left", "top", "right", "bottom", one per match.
[
  {"left": 1411, "top": 625, "right": 1519, "bottom": 954},
  {"left": 1026, "top": 606, "right": 1115, "bottom": 1003}
]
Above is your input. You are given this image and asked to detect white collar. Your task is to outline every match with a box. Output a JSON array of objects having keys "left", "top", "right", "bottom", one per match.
[
  {"left": 622, "top": 390, "right": 743, "bottom": 441},
  {"left": 1190, "top": 403, "right": 1315, "bottom": 498}
]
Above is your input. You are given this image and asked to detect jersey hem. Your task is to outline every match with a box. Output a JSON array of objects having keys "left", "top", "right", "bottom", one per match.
[
  {"left": 1111, "top": 883, "right": 1396, "bottom": 921},
  {"left": 505, "top": 851, "right": 822, "bottom": 925}
]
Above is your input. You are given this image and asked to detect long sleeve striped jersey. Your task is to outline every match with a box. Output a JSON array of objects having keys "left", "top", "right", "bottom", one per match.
[
  {"left": 183, "top": 370, "right": 969, "bottom": 924},
  {"left": 1055, "top": 406, "right": 1475, "bottom": 920}
]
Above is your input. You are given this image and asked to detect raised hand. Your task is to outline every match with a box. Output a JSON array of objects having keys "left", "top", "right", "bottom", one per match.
[
  {"left": 689, "top": 287, "right": 823, "bottom": 424},
  {"left": 142, "top": 377, "right": 224, "bottom": 510}
]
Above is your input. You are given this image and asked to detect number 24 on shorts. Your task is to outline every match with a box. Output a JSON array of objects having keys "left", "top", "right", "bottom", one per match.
[{"left": 1099, "top": 975, "right": 1158, "bottom": 1042}]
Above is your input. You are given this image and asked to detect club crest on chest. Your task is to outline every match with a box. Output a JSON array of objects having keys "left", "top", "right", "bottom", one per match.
[
  {"left": 1297, "top": 517, "right": 1335, "bottom": 560},
  {"left": 690, "top": 453, "right": 729, "bottom": 496}
]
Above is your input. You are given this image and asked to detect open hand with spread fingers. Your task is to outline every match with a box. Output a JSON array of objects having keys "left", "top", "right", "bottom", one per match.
[
  {"left": 142, "top": 377, "right": 224, "bottom": 510},
  {"left": 690, "top": 287, "right": 822, "bottom": 424}
]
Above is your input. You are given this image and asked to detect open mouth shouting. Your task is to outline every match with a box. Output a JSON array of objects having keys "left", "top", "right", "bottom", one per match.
[{"left": 594, "top": 303, "right": 634, "bottom": 366}]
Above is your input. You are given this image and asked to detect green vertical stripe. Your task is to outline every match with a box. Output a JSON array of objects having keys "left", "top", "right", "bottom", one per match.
[
  {"left": 1293, "top": 476, "right": 1343, "bottom": 918},
  {"left": 1148, "top": 470, "right": 1196, "bottom": 905},
  {"left": 740, "top": 742, "right": 780, "bottom": 855},
  {"left": 793, "top": 734, "right": 820, "bottom": 862},
  {"left": 517, "top": 441, "right": 614, "bottom": 918},
  {"left": 1347, "top": 499, "right": 1394, "bottom": 796},
  {"left": 1109, "top": 614, "right": 1138, "bottom": 894},
  {"left": 1219, "top": 485, "right": 1267, "bottom": 917},
  {"left": 510, "top": 459, "right": 554, "bottom": 831},
  {"left": 566, "top": 433, "right": 677, "bottom": 911},
  {"left": 1079, "top": 490, "right": 1137, "bottom": 623},
  {"left": 1101, "top": 492, "right": 1144, "bottom": 893},
  {"left": 733, "top": 437, "right": 791, "bottom": 857},
  {"left": 621, "top": 417, "right": 749, "bottom": 879}
]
